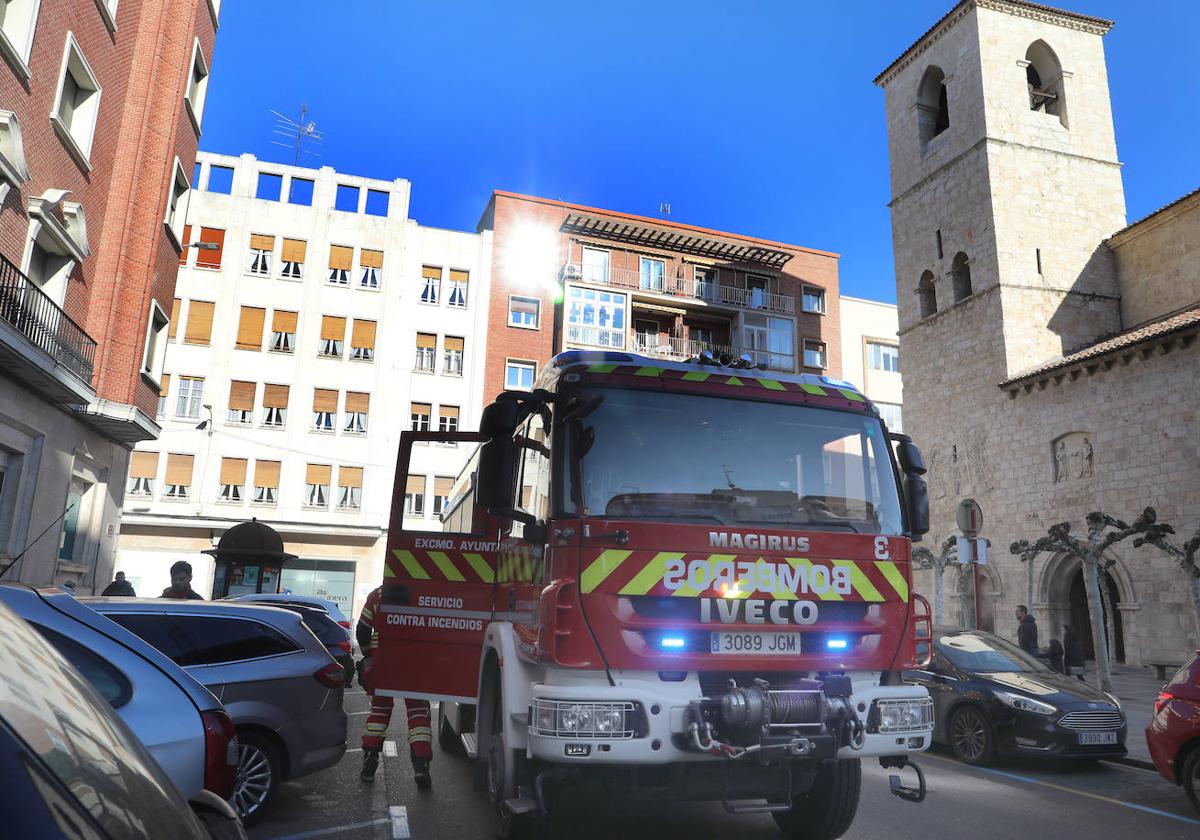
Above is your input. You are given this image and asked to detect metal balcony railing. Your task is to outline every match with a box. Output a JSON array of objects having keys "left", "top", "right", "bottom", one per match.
[
  {"left": 562, "top": 262, "right": 795, "bottom": 315},
  {"left": 630, "top": 334, "right": 738, "bottom": 361},
  {"left": 0, "top": 255, "right": 96, "bottom": 383}
]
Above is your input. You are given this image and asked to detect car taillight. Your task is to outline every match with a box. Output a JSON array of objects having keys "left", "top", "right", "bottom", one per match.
[
  {"left": 336, "top": 639, "right": 352, "bottom": 654},
  {"left": 314, "top": 662, "right": 345, "bottom": 688},
  {"left": 1154, "top": 691, "right": 1175, "bottom": 715},
  {"left": 338, "top": 620, "right": 351, "bottom": 630},
  {"left": 200, "top": 710, "right": 237, "bottom": 799}
]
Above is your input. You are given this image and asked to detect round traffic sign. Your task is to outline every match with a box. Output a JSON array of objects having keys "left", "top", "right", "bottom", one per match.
[{"left": 956, "top": 498, "right": 983, "bottom": 538}]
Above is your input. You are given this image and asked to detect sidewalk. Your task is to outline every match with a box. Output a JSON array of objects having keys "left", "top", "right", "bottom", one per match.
[{"left": 1105, "top": 662, "right": 1167, "bottom": 769}]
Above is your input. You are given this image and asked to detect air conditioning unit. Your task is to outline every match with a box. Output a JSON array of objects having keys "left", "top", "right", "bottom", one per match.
[{"left": 563, "top": 264, "right": 581, "bottom": 280}]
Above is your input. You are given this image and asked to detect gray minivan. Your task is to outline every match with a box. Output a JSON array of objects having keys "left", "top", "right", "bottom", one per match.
[{"left": 85, "top": 598, "right": 347, "bottom": 822}]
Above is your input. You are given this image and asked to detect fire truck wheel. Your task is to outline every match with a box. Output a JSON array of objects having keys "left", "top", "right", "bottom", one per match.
[
  {"left": 486, "top": 686, "right": 539, "bottom": 840},
  {"left": 438, "top": 703, "right": 464, "bottom": 755},
  {"left": 771, "top": 758, "right": 861, "bottom": 840}
]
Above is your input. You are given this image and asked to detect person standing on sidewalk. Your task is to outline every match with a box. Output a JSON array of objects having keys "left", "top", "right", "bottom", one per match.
[
  {"left": 1062, "top": 624, "right": 1084, "bottom": 678},
  {"left": 356, "top": 586, "right": 433, "bottom": 788},
  {"left": 101, "top": 571, "right": 136, "bottom": 597},
  {"left": 1016, "top": 605, "right": 1039, "bottom": 655}
]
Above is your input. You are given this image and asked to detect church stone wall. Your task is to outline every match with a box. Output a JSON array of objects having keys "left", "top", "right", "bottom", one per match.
[{"left": 1111, "top": 194, "right": 1200, "bottom": 328}]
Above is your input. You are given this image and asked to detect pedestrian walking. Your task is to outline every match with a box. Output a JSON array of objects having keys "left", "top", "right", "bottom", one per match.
[
  {"left": 356, "top": 586, "right": 432, "bottom": 788},
  {"left": 1062, "top": 624, "right": 1084, "bottom": 677},
  {"left": 101, "top": 571, "right": 136, "bottom": 597},
  {"left": 1015, "top": 605, "right": 1039, "bottom": 655},
  {"left": 160, "top": 561, "right": 204, "bottom": 600},
  {"left": 1046, "top": 638, "right": 1064, "bottom": 673}
]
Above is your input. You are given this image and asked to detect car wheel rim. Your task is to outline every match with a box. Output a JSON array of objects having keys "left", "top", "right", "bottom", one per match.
[
  {"left": 232, "top": 743, "right": 273, "bottom": 817},
  {"left": 952, "top": 711, "right": 986, "bottom": 761}
]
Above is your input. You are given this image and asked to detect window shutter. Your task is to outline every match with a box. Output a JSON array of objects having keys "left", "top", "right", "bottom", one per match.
[
  {"left": 236, "top": 306, "right": 266, "bottom": 350},
  {"left": 360, "top": 248, "right": 383, "bottom": 269},
  {"left": 411, "top": 402, "right": 431, "bottom": 417},
  {"left": 313, "top": 388, "right": 338, "bottom": 412},
  {"left": 422, "top": 266, "right": 441, "bottom": 281},
  {"left": 339, "top": 466, "right": 363, "bottom": 489},
  {"left": 416, "top": 332, "right": 436, "bottom": 349},
  {"left": 306, "top": 463, "right": 332, "bottom": 485},
  {"left": 179, "top": 225, "right": 191, "bottom": 265},
  {"left": 406, "top": 474, "right": 425, "bottom": 495},
  {"left": 196, "top": 227, "right": 225, "bottom": 268},
  {"left": 345, "top": 391, "right": 370, "bottom": 413},
  {"left": 129, "top": 451, "right": 159, "bottom": 479},
  {"left": 228, "top": 380, "right": 256, "bottom": 411},
  {"left": 321, "top": 315, "right": 346, "bottom": 341},
  {"left": 255, "top": 460, "right": 281, "bottom": 488},
  {"left": 250, "top": 233, "right": 275, "bottom": 251},
  {"left": 159, "top": 373, "right": 170, "bottom": 397},
  {"left": 184, "top": 301, "right": 215, "bottom": 344},
  {"left": 444, "top": 336, "right": 464, "bottom": 352},
  {"left": 450, "top": 269, "right": 469, "bottom": 285},
  {"left": 351, "top": 319, "right": 376, "bottom": 349},
  {"left": 282, "top": 238, "right": 307, "bottom": 262},
  {"left": 168, "top": 298, "right": 181, "bottom": 339},
  {"left": 272, "top": 309, "right": 297, "bottom": 333},
  {"left": 165, "top": 454, "right": 195, "bottom": 485},
  {"left": 329, "top": 245, "right": 353, "bottom": 270},
  {"left": 434, "top": 476, "right": 453, "bottom": 497},
  {"left": 440, "top": 405, "right": 460, "bottom": 420},
  {"left": 219, "top": 457, "right": 247, "bottom": 485},
  {"left": 263, "top": 384, "right": 289, "bottom": 408}
]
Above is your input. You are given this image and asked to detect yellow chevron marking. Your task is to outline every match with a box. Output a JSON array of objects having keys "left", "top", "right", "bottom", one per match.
[
  {"left": 799, "top": 383, "right": 827, "bottom": 396},
  {"left": 588, "top": 364, "right": 617, "bottom": 373},
  {"left": 725, "top": 376, "right": 744, "bottom": 386},
  {"left": 877, "top": 561, "right": 909, "bottom": 602},
  {"left": 786, "top": 557, "right": 844, "bottom": 601},
  {"left": 619, "top": 552, "right": 681, "bottom": 596},
  {"left": 581, "top": 549, "right": 632, "bottom": 593},
  {"left": 383, "top": 564, "right": 396, "bottom": 578},
  {"left": 463, "top": 553, "right": 495, "bottom": 584},
  {"left": 837, "top": 388, "right": 865, "bottom": 402},
  {"left": 756, "top": 378, "right": 786, "bottom": 391},
  {"left": 835, "top": 559, "right": 884, "bottom": 602},
  {"left": 635, "top": 367, "right": 663, "bottom": 377},
  {"left": 671, "top": 554, "right": 738, "bottom": 597},
  {"left": 682, "top": 371, "right": 711, "bottom": 382},
  {"left": 393, "top": 550, "right": 430, "bottom": 580},
  {"left": 428, "top": 551, "right": 465, "bottom": 582}
]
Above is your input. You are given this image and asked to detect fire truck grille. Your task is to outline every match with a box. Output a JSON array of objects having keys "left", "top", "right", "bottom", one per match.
[{"left": 631, "top": 597, "right": 869, "bottom": 623}]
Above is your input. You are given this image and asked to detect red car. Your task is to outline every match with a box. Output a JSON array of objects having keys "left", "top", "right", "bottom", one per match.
[{"left": 1146, "top": 650, "right": 1200, "bottom": 813}]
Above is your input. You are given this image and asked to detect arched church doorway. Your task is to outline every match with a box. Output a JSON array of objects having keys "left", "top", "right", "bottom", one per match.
[{"left": 1067, "top": 568, "right": 1125, "bottom": 662}]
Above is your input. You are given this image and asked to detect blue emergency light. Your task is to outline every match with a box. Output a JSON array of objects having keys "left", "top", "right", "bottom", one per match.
[
  {"left": 660, "top": 636, "right": 686, "bottom": 650},
  {"left": 825, "top": 637, "right": 850, "bottom": 651}
]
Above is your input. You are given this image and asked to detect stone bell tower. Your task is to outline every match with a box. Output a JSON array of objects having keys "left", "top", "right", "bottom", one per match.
[{"left": 874, "top": 0, "right": 1127, "bottom": 531}]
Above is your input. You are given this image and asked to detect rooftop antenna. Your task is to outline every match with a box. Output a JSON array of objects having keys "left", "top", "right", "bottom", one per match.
[
  {"left": 659, "top": 202, "right": 672, "bottom": 217},
  {"left": 270, "top": 103, "right": 323, "bottom": 166}
]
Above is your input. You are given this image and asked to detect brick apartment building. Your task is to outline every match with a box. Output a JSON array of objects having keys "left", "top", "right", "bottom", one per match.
[
  {"left": 0, "top": 0, "right": 218, "bottom": 590},
  {"left": 476, "top": 191, "right": 842, "bottom": 400}
]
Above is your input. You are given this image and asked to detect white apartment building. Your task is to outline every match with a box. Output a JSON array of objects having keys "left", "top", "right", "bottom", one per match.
[
  {"left": 838, "top": 296, "right": 903, "bottom": 431},
  {"left": 116, "top": 153, "right": 492, "bottom": 618}
]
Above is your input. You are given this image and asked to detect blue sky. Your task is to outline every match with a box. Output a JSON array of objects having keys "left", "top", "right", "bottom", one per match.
[{"left": 199, "top": 1, "right": 1199, "bottom": 302}]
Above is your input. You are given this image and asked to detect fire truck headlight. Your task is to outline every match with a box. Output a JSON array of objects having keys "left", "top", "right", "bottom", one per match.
[
  {"left": 532, "top": 700, "right": 639, "bottom": 739},
  {"left": 560, "top": 704, "right": 592, "bottom": 733},
  {"left": 593, "top": 708, "right": 624, "bottom": 734},
  {"left": 874, "top": 698, "right": 934, "bottom": 733}
]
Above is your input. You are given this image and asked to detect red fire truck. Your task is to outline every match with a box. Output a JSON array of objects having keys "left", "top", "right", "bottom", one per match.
[{"left": 374, "top": 350, "right": 934, "bottom": 839}]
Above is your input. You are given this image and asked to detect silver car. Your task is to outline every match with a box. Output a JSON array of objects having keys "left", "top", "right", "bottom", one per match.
[{"left": 85, "top": 597, "right": 348, "bottom": 822}]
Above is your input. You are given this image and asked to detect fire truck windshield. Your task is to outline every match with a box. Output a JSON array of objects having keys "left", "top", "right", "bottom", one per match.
[{"left": 563, "top": 387, "right": 904, "bottom": 534}]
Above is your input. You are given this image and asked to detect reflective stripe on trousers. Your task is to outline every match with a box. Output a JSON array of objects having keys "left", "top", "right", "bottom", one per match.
[{"left": 362, "top": 691, "right": 433, "bottom": 761}]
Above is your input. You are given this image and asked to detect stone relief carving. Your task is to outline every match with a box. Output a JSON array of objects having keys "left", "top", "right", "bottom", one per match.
[{"left": 1052, "top": 432, "right": 1094, "bottom": 483}]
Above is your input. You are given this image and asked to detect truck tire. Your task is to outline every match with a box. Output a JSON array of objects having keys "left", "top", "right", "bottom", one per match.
[
  {"left": 485, "top": 683, "right": 540, "bottom": 840},
  {"left": 772, "top": 758, "right": 861, "bottom": 840}
]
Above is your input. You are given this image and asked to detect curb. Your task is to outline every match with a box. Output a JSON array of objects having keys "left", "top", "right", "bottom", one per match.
[{"left": 1107, "top": 755, "right": 1156, "bottom": 772}]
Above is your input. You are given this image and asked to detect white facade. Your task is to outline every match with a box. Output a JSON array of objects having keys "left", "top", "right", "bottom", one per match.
[
  {"left": 116, "top": 153, "right": 492, "bottom": 618},
  {"left": 838, "top": 296, "right": 903, "bottom": 431}
]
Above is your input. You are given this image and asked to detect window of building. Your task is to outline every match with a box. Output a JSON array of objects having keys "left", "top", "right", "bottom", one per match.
[
  {"left": 193, "top": 226, "right": 225, "bottom": 269},
  {"left": 868, "top": 341, "right": 900, "bottom": 373},
  {"left": 206, "top": 164, "right": 234, "bottom": 194},
  {"left": 420, "top": 266, "right": 440, "bottom": 304},
  {"left": 127, "top": 451, "right": 157, "bottom": 498},
  {"left": 438, "top": 405, "right": 459, "bottom": 434},
  {"left": 178, "top": 224, "right": 191, "bottom": 265},
  {"left": 633, "top": 319, "right": 659, "bottom": 351},
  {"left": 280, "top": 238, "right": 306, "bottom": 279},
  {"left": 334, "top": 184, "right": 359, "bottom": 212},
  {"left": 448, "top": 269, "right": 468, "bottom": 308},
  {"left": 359, "top": 249, "right": 382, "bottom": 289},
  {"left": 164, "top": 158, "right": 190, "bottom": 247},
  {"left": 227, "top": 380, "right": 255, "bottom": 425},
  {"left": 167, "top": 297, "right": 181, "bottom": 340},
  {"left": 163, "top": 453, "right": 194, "bottom": 500},
  {"left": 184, "top": 38, "right": 209, "bottom": 132},
  {"left": 743, "top": 313, "right": 795, "bottom": 371},
  {"left": 1025, "top": 40, "right": 1067, "bottom": 126},
  {"left": 175, "top": 376, "right": 203, "bottom": 418},
  {"left": 404, "top": 474, "right": 424, "bottom": 516},
  {"left": 582, "top": 247, "right": 609, "bottom": 283},
  {"left": 255, "top": 171, "right": 282, "bottom": 201},
  {"left": 319, "top": 315, "right": 345, "bottom": 358},
  {"left": 505, "top": 360, "right": 536, "bottom": 391},
  {"left": 51, "top": 34, "right": 102, "bottom": 165},
  {"left": 0, "top": 0, "right": 40, "bottom": 71},
  {"left": 365, "top": 189, "right": 389, "bottom": 217},
  {"left": 802, "top": 339, "right": 827, "bottom": 370},
  {"left": 262, "top": 384, "right": 288, "bottom": 428},
  {"left": 344, "top": 392, "right": 368, "bottom": 434},
  {"left": 157, "top": 373, "right": 169, "bottom": 418},
  {"left": 312, "top": 388, "right": 337, "bottom": 432},
  {"left": 247, "top": 233, "right": 274, "bottom": 276},
  {"left": 140, "top": 301, "right": 169, "bottom": 382},
  {"left": 917, "top": 270, "right": 937, "bottom": 318},
  {"left": 746, "top": 274, "right": 769, "bottom": 309},
  {"left": 253, "top": 460, "right": 280, "bottom": 506},
  {"left": 24, "top": 230, "right": 74, "bottom": 308},
  {"left": 269, "top": 309, "right": 296, "bottom": 353},
  {"left": 877, "top": 402, "right": 903, "bottom": 433},
  {"left": 694, "top": 266, "right": 719, "bottom": 299},
  {"left": 432, "top": 476, "right": 453, "bottom": 517},
  {"left": 218, "top": 457, "right": 246, "bottom": 503},
  {"left": 951, "top": 252, "right": 972, "bottom": 302},
  {"left": 443, "top": 336, "right": 463, "bottom": 376},
  {"left": 0, "top": 447, "right": 17, "bottom": 555},
  {"left": 350, "top": 319, "right": 376, "bottom": 361},
  {"left": 304, "top": 464, "right": 330, "bottom": 509},
  {"left": 235, "top": 305, "right": 265, "bottom": 351},
  {"left": 509, "top": 295, "right": 539, "bottom": 328},
  {"left": 337, "top": 466, "right": 362, "bottom": 511},
  {"left": 639, "top": 257, "right": 664, "bottom": 291},
  {"left": 57, "top": 475, "right": 90, "bottom": 563},
  {"left": 183, "top": 300, "right": 214, "bottom": 345},
  {"left": 566, "top": 286, "right": 626, "bottom": 348},
  {"left": 917, "top": 65, "right": 949, "bottom": 147},
  {"left": 801, "top": 285, "right": 826, "bottom": 314},
  {"left": 410, "top": 402, "right": 431, "bottom": 433},
  {"left": 328, "top": 245, "right": 351, "bottom": 285},
  {"left": 414, "top": 333, "right": 436, "bottom": 372},
  {"left": 287, "top": 177, "right": 314, "bottom": 206}
]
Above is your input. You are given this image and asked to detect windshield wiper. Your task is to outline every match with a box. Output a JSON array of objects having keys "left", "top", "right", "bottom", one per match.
[{"left": 607, "top": 513, "right": 728, "bottom": 524}]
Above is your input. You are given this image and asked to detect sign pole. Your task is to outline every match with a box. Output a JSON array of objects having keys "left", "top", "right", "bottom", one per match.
[
  {"left": 956, "top": 499, "right": 985, "bottom": 632},
  {"left": 972, "top": 540, "right": 982, "bottom": 630}
]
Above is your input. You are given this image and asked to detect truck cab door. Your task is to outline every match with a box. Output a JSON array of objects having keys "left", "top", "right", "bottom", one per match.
[{"left": 373, "top": 431, "right": 499, "bottom": 703}]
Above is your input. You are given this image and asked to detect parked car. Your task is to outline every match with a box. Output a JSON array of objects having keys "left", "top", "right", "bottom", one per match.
[
  {"left": 905, "top": 626, "right": 1127, "bottom": 764},
  {"left": 1146, "top": 650, "right": 1200, "bottom": 813},
  {"left": 0, "top": 595, "right": 245, "bottom": 839},
  {"left": 0, "top": 584, "right": 240, "bottom": 809},
  {"left": 84, "top": 597, "right": 347, "bottom": 822},
  {"left": 227, "top": 595, "right": 354, "bottom": 685},
  {"left": 227, "top": 592, "right": 351, "bottom": 627}
]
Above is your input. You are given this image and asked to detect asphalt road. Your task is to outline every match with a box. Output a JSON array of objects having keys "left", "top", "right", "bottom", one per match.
[{"left": 250, "top": 689, "right": 1200, "bottom": 840}]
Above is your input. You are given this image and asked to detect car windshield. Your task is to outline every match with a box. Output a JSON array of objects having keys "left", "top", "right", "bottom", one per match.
[
  {"left": 937, "top": 631, "right": 1050, "bottom": 674},
  {"left": 562, "top": 386, "right": 903, "bottom": 534}
]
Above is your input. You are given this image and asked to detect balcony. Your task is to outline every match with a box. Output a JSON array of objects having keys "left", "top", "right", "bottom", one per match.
[
  {"left": 561, "top": 262, "right": 795, "bottom": 315},
  {"left": 630, "top": 334, "right": 738, "bottom": 361},
  {"left": 0, "top": 254, "right": 96, "bottom": 404}
]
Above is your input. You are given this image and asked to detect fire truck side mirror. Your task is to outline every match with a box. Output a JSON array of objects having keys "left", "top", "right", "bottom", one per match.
[
  {"left": 478, "top": 400, "right": 522, "bottom": 513},
  {"left": 895, "top": 439, "right": 926, "bottom": 476},
  {"left": 904, "top": 473, "right": 930, "bottom": 538}
]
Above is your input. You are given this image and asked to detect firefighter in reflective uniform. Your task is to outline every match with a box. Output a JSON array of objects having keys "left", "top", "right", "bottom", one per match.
[{"left": 357, "top": 586, "right": 433, "bottom": 787}]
